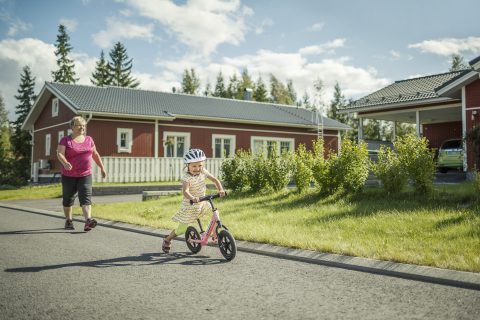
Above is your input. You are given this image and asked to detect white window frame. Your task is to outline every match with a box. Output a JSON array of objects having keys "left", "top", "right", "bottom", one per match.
[
  {"left": 117, "top": 128, "right": 133, "bottom": 153},
  {"left": 163, "top": 131, "right": 191, "bottom": 158},
  {"left": 58, "top": 130, "right": 64, "bottom": 143},
  {"left": 45, "top": 133, "right": 51, "bottom": 156},
  {"left": 250, "top": 136, "right": 295, "bottom": 156},
  {"left": 52, "top": 98, "right": 59, "bottom": 117},
  {"left": 212, "top": 134, "right": 236, "bottom": 158}
]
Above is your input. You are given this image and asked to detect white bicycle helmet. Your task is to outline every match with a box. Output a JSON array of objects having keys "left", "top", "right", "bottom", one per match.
[{"left": 183, "top": 148, "right": 206, "bottom": 164}]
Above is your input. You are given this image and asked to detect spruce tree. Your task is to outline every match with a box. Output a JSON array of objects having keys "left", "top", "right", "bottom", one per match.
[
  {"left": 11, "top": 66, "right": 36, "bottom": 185},
  {"left": 107, "top": 42, "right": 140, "bottom": 88},
  {"left": 51, "top": 24, "right": 78, "bottom": 84},
  {"left": 286, "top": 80, "right": 297, "bottom": 105},
  {"left": 226, "top": 73, "right": 240, "bottom": 99},
  {"left": 91, "top": 50, "right": 110, "bottom": 86},
  {"left": 363, "top": 119, "right": 382, "bottom": 140},
  {"left": 12, "top": 66, "right": 36, "bottom": 131},
  {"left": 181, "top": 68, "right": 200, "bottom": 94},
  {"left": 213, "top": 71, "right": 227, "bottom": 98},
  {"left": 449, "top": 54, "right": 470, "bottom": 72},
  {"left": 301, "top": 91, "right": 313, "bottom": 110},
  {"left": 203, "top": 82, "right": 212, "bottom": 96},
  {"left": 328, "top": 82, "right": 348, "bottom": 123},
  {"left": 253, "top": 75, "right": 268, "bottom": 102}
]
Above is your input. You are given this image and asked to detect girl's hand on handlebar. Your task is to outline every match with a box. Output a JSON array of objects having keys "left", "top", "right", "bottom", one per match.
[
  {"left": 191, "top": 197, "right": 199, "bottom": 203},
  {"left": 219, "top": 190, "right": 226, "bottom": 197}
]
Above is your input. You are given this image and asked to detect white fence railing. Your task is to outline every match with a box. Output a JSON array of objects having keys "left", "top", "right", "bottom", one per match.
[{"left": 91, "top": 157, "right": 225, "bottom": 183}]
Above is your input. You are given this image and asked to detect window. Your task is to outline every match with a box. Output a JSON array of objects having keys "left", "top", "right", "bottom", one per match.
[
  {"left": 251, "top": 136, "right": 294, "bottom": 156},
  {"left": 67, "top": 129, "right": 73, "bottom": 136},
  {"left": 45, "top": 134, "right": 51, "bottom": 156},
  {"left": 52, "top": 98, "right": 59, "bottom": 117},
  {"left": 163, "top": 132, "right": 190, "bottom": 157},
  {"left": 58, "top": 131, "right": 64, "bottom": 143},
  {"left": 212, "top": 134, "right": 235, "bottom": 158},
  {"left": 117, "top": 128, "right": 133, "bottom": 153}
]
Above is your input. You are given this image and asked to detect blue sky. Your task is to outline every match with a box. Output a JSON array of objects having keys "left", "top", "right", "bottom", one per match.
[{"left": 1, "top": 0, "right": 479, "bottom": 120}]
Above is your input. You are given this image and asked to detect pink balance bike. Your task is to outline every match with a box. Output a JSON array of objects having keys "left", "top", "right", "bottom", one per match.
[{"left": 185, "top": 193, "right": 237, "bottom": 261}]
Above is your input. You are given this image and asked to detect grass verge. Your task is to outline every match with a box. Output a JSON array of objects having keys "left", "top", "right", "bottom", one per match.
[{"left": 1, "top": 182, "right": 479, "bottom": 272}]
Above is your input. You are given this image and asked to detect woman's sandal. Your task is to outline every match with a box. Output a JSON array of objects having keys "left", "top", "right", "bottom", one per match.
[{"left": 162, "top": 239, "right": 171, "bottom": 253}]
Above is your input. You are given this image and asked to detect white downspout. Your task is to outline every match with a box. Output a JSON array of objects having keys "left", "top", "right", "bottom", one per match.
[
  {"left": 416, "top": 111, "right": 421, "bottom": 136},
  {"left": 392, "top": 121, "right": 397, "bottom": 141},
  {"left": 29, "top": 128, "right": 35, "bottom": 182},
  {"left": 337, "top": 130, "right": 342, "bottom": 152}
]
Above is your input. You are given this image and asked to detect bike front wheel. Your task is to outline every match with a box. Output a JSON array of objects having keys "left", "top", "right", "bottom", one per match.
[
  {"left": 185, "top": 226, "right": 202, "bottom": 254},
  {"left": 218, "top": 229, "right": 236, "bottom": 261}
]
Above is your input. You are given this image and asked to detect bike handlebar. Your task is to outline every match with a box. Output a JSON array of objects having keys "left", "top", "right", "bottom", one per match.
[{"left": 190, "top": 192, "right": 227, "bottom": 205}]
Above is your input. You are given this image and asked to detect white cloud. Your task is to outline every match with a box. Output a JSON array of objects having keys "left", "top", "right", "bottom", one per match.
[
  {"left": 152, "top": 43, "right": 390, "bottom": 107},
  {"left": 298, "top": 39, "right": 345, "bottom": 55},
  {"left": 59, "top": 18, "right": 78, "bottom": 32},
  {"left": 390, "top": 50, "right": 400, "bottom": 59},
  {"left": 409, "top": 37, "right": 480, "bottom": 56},
  {"left": 0, "top": 12, "right": 31, "bottom": 36},
  {"left": 254, "top": 18, "right": 274, "bottom": 35},
  {"left": 308, "top": 22, "right": 325, "bottom": 32},
  {"left": 124, "top": 0, "right": 253, "bottom": 56},
  {"left": 92, "top": 16, "right": 155, "bottom": 48},
  {"left": 0, "top": 38, "right": 96, "bottom": 120},
  {"left": 0, "top": 38, "right": 55, "bottom": 119}
]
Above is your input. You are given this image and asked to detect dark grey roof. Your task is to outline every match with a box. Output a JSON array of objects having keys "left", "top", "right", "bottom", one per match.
[
  {"left": 46, "top": 82, "right": 350, "bottom": 130},
  {"left": 469, "top": 55, "right": 480, "bottom": 66},
  {"left": 343, "top": 71, "right": 467, "bottom": 111}
]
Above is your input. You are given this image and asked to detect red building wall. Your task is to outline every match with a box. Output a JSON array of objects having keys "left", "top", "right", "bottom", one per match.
[
  {"left": 31, "top": 94, "right": 341, "bottom": 171},
  {"left": 87, "top": 119, "right": 155, "bottom": 157},
  {"left": 465, "top": 79, "right": 480, "bottom": 169},
  {"left": 422, "top": 121, "right": 462, "bottom": 150}
]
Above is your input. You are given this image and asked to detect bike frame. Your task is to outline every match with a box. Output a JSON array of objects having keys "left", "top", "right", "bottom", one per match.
[{"left": 188, "top": 197, "right": 224, "bottom": 246}]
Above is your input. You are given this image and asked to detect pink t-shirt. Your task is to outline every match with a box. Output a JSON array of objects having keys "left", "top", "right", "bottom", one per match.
[{"left": 59, "top": 135, "right": 95, "bottom": 177}]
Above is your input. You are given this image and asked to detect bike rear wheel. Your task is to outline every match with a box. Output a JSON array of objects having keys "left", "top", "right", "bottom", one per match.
[
  {"left": 185, "top": 226, "right": 202, "bottom": 254},
  {"left": 218, "top": 229, "right": 236, "bottom": 261}
]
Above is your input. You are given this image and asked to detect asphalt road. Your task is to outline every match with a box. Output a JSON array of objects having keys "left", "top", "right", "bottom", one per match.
[{"left": 1, "top": 207, "right": 479, "bottom": 320}]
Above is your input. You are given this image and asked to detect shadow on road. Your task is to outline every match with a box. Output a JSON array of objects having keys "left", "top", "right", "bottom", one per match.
[
  {"left": 0, "top": 228, "right": 83, "bottom": 235},
  {"left": 4, "top": 252, "right": 227, "bottom": 273}
]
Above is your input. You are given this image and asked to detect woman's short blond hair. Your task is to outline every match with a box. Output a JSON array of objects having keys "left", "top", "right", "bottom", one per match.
[{"left": 70, "top": 116, "right": 87, "bottom": 128}]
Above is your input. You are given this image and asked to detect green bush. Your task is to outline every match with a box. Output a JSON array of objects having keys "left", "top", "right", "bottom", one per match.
[
  {"left": 266, "top": 147, "right": 292, "bottom": 192},
  {"left": 312, "top": 139, "right": 329, "bottom": 192},
  {"left": 245, "top": 151, "right": 270, "bottom": 192},
  {"left": 334, "top": 139, "right": 369, "bottom": 194},
  {"left": 220, "top": 150, "right": 249, "bottom": 192},
  {"left": 316, "top": 139, "right": 369, "bottom": 195},
  {"left": 394, "top": 133, "right": 436, "bottom": 194},
  {"left": 292, "top": 144, "right": 313, "bottom": 193},
  {"left": 371, "top": 145, "right": 407, "bottom": 194}
]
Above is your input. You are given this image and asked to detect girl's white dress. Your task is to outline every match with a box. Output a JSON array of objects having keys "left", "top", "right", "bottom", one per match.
[{"left": 172, "top": 169, "right": 211, "bottom": 224}]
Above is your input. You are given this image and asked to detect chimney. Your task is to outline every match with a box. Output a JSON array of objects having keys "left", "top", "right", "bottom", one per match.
[{"left": 243, "top": 88, "right": 253, "bottom": 101}]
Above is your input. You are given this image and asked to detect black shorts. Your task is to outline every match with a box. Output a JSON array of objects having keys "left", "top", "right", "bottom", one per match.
[{"left": 61, "top": 175, "right": 92, "bottom": 207}]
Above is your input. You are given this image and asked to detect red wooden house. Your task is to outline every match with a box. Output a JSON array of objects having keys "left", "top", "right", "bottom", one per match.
[
  {"left": 340, "top": 55, "right": 480, "bottom": 174},
  {"left": 22, "top": 82, "right": 350, "bottom": 183}
]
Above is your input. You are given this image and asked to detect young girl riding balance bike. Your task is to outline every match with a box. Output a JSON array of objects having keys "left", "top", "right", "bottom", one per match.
[{"left": 162, "top": 149, "right": 225, "bottom": 254}]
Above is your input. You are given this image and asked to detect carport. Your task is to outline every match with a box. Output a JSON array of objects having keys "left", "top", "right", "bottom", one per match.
[{"left": 340, "top": 55, "right": 480, "bottom": 173}]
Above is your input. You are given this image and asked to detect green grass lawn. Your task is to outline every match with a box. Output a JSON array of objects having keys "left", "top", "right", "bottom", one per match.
[
  {"left": 0, "top": 181, "right": 181, "bottom": 200},
  {"left": 1, "top": 182, "right": 479, "bottom": 272}
]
